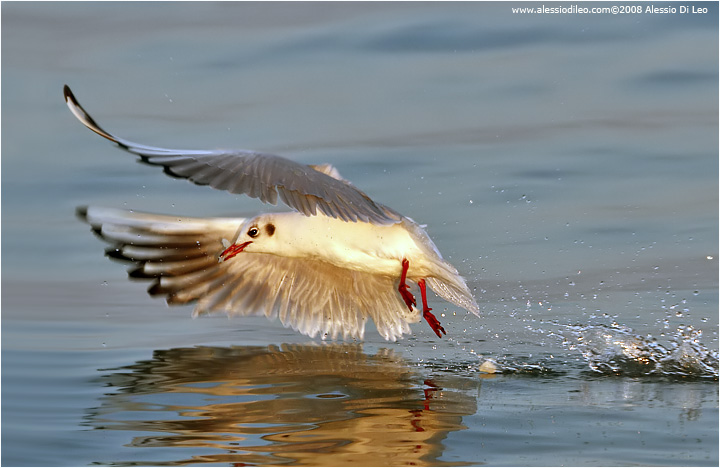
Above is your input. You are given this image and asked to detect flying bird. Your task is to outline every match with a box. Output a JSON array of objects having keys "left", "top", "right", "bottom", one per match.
[{"left": 66, "top": 85, "right": 480, "bottom": 341}]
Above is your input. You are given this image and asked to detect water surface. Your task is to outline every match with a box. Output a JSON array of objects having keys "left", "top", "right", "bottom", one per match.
[{"left": 2, "top": 2, "right": 718, "bottom": 466}]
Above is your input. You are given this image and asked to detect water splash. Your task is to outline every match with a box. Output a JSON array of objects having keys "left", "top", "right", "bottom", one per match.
[{"left": 559, "top": 323, "right": 718, "bottom": 378}]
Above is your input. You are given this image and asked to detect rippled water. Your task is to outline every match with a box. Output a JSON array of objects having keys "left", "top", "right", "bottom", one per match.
[{"left": 2, "top": 2, "right": 718, "bottom": 466}]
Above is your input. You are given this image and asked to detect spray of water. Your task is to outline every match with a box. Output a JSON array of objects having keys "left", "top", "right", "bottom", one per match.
[{"left": 554, "top": 323, "right": 718, "bottom": 378}]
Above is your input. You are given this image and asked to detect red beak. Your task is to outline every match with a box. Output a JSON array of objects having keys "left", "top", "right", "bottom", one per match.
[{"left": 219, "top": 241, "right": 252, "bottom": 262}]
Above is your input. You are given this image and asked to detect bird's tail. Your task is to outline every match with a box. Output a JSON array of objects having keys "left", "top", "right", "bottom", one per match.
[
  {"left": 426, "top": 269, "right": 480, "bottom": 317},
  {"left": 400, "top": 217, "right": 480, "bottom": 316}
]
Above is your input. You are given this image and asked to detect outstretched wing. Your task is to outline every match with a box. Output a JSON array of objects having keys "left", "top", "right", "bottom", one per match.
[
  {"left": 79, "top": 206, "right": 419, "bottom": 341},
  {"left": 65, "top": 85, "right": 401, "bottom": 225},
  {"left": 64, "top": 85, "right": 401, "bottom": 229}
]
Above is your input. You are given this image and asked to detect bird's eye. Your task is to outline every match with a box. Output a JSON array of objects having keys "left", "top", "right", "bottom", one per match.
[{"left": 247, "top": 227, "right": 259, "bottom": 238}]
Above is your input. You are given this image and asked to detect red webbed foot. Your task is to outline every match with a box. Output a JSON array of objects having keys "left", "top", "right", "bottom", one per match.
[
  {"left": 422, "top": 309, "right": 446, "bottom": 338},
  {"left": 419, "top": 278, "right": 446, "bottom": 338}
]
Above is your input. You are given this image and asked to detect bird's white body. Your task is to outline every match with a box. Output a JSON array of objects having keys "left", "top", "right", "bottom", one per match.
[
  {"left": 238, "top": 212, "right": 439, "bottom": 279},
  {"left": 66, "top": 85, "right": 480, "bottom": 341}
]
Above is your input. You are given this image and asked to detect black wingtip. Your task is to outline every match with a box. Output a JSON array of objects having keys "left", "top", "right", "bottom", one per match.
[
  {"left": 128, "top": 266, "right": 154, "bottom": 279},
  {"left": 76, "top": 205, "right": 103, "bottom": 237},
  {"left": 75, "top": 205, "right": 89, "bottom": 222},
  {"left": 63, "top": 84, "right": 74, "bottom": 103},
  {"left": 63, "top": 85, "right": 124, "bottom": 147},
  {"left": 105, "top": 246, "right": 135, "bottom": 263},
  {"left": 148, "top": 281, "right": 172, "bottom": 297}
]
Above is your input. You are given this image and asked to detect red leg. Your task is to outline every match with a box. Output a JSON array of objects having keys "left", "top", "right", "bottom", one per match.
[
  {"left": 398, "top": 258, "right": 416, "bottom": 311},
  {"left": 418, "top": 279, "right": 445, "bottom": 338}
]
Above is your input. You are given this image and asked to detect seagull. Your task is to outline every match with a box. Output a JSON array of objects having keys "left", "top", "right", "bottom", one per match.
[{"left": 66, "top": 85, "right": 480, "bottom": 341}]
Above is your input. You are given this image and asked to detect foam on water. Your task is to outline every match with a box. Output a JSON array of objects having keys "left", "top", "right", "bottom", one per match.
[{"left": 558, "top": 323, "right": 718, "bottom": 379}]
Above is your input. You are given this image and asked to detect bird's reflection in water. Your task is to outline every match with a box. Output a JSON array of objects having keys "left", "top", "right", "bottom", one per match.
[{"left": 88, "top": 344, "right": 478, "bottom": 466}]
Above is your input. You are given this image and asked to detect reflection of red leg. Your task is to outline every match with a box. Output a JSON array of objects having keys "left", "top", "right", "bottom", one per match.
[
  {"left": 418, "top": 279, "right": 445, "bottom": 338},
  {"left": 422, "top": 379, "right": 440, "bottom": 410},
  {"left": 410, "top": 380, "right": 441, "bottom": 431},
  {"left": 398, "top": 258, "right": 416, "bottom": 311}
]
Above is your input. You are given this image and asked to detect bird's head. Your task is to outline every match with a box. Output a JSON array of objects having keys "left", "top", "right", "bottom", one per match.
[{"left": 219, "top": 214, "right": 279, "bottom": 262}]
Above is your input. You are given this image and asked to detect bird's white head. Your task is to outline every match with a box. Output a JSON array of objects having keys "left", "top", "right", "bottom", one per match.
[{"left": 219, "top": 214, "right": 280, "bottom": 262}]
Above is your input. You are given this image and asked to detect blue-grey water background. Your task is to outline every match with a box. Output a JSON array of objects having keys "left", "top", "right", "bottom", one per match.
[{"left": 2, "top": 2, "right": 718, "bottom": 466}]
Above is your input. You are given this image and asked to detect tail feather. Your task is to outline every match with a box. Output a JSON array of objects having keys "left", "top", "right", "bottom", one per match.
[
  {"left": 426, "top": 276, "right": 480, "bottom": 317},
  {"left": 400, "top": 216, "right": 480, "bottom": 316}
]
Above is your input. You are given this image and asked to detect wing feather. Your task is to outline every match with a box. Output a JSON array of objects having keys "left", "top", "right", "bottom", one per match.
[
  {"left": 78, "top": 206, "right": 418, "bottom": 341},
  {"left": 65, "top": 86, "right": 400, "bottom": 225}
]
